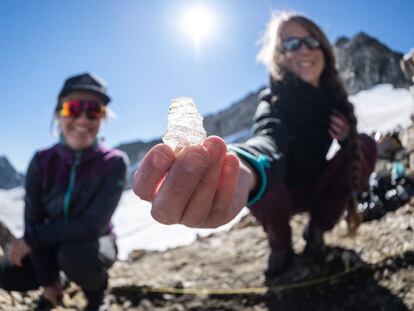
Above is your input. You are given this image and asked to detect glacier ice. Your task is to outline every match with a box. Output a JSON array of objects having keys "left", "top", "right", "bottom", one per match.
[{"left": 162, "top": 97, "right": 207, "bottom": 151}]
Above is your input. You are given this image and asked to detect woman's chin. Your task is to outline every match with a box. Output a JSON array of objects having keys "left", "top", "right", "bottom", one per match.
[{"left": 66, "top": 138, "right": 94, "bottom": 150}]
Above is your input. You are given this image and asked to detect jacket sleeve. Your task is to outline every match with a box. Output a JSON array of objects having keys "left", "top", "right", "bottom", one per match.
[
  {"left": 25, "top": 155, "right": 128, "bottom": 247},
  {"left": 23, "top": 154, "right": 45, "bottom": 240},
  {"left": 23, "top": 154, "right": 59, "bottom": 286},
  {"left": 230, "top": 91, "right": 288, "bottom": 205}
]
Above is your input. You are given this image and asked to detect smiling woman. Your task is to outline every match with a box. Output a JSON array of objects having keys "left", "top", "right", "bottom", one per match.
[
  {"left": 179, "top": 4, "right": 215, "bottom": 54},
  {"left": 0, "top": 72, "right": 128, "bottom": 310}
]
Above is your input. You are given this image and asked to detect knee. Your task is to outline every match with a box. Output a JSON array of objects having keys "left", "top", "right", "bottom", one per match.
[
  {"left": 359, "top": 134, "right": 378, "bottom": 162},
  {"left": 353, "top": 134, "right": 378, "bottom": 190},
  {"left": 58, "top": 242, "right": 107, "bottom": 290},
  {"left": 0, "top": 258, "right": 6, "bottom": 289}
]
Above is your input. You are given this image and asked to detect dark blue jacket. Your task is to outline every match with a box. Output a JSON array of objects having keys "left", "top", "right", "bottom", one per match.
[
  {"left": 23, "top": 141, "right": 128, "bottom": 285},
  {"left": 231, "top": 74, "right": 354, "bottom": 206}
]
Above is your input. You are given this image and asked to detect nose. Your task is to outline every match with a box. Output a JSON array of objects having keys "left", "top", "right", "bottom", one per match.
[
  {"left": 75, "top": 111, "right": 91, "bottom": 122},
  {"left": 297, "top": 42, "right": 311, "bottom": 54}
]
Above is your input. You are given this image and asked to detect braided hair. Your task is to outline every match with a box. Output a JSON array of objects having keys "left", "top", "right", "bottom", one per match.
[{"left": 257, "top": 11, "right": 364, "bottom": 234}]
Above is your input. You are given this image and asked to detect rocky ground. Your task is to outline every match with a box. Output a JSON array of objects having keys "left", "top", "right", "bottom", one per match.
[{"left": 0, "top": 202, "right": 413, "bottom": 311}]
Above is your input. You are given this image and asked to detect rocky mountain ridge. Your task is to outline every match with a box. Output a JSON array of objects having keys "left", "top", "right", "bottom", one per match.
[
  {"left": 0, "top": 156, "right": 24, "bottom": 190},
  {"left": 335, "top": 32, "right": 410, "bottom": 94}
]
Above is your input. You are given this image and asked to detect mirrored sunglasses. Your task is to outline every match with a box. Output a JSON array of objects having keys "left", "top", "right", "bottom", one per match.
[
  {"left": 282, "top": 36, "right": 321, "bottom": 52},
  {"left": 59, "top": 100, "right": 106, "bottom": 120}
]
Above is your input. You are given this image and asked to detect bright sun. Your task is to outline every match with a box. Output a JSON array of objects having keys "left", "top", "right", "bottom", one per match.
[{"left": 180, "top": 5, "right": 215, "bottom": 54}]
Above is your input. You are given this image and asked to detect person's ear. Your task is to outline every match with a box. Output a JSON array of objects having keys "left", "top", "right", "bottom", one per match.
[{"left": 56, "top": 114, "right": 62, "bottom": 126}]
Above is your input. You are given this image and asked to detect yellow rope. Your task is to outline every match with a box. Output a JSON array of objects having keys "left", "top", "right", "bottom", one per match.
[{"left": 140, "top": 259, "right": 361, "bottom": 297}]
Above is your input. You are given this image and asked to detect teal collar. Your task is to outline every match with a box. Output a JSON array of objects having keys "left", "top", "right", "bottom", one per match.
[{"left": 59, "top": 135, "right": 99, "bottom": 150}]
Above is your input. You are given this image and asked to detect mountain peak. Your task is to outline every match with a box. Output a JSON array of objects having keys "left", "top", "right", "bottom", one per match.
[
  {"left": 0, "top": 156, "right": 24, "bottom": 190},
  {"left": 334, "top": 32, "right": 411, "bottom": 94}
]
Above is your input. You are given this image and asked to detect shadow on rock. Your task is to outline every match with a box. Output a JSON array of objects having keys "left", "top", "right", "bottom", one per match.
[
  {"left": 263, "top": 248, "right": 413, "bottom": 311},
  {"left": 109, "top": 248, "right": 413, "bottom": 311}
]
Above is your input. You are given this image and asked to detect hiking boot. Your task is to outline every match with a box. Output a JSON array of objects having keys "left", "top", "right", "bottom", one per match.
[
  {"left": 303, "top": 224, "right": 326, "bottom": 258},
  {"left": 83, "top": 282, "right": 109, "bottom": 311},
  {"left": 34, "top": 283, "right": 64, "bottom": 311},
  {"left": 265, "top": 248, "right": 293, "bottom": 278}
]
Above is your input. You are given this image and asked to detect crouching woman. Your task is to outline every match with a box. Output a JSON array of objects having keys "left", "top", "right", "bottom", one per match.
[{"left": 0, "top": 73, "right": 128, "bottom": 310}]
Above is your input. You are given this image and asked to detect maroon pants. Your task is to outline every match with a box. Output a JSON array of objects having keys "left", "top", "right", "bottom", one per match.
[{"left": 249, "top": 134, "right": 377, "bottom": 252}]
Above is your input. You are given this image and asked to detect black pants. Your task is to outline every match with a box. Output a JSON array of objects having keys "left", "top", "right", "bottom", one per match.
[{"left": 0, "top": 235, "right": 117, "bottom": 292}]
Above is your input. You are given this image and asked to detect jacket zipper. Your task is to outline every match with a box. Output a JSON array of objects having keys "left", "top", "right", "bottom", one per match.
[{"left": 63, "top": 150, "right": 82, "bottom": 220}]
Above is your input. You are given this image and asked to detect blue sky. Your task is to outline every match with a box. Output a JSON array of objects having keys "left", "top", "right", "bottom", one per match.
[{"left": 1, "top": 0, "right": 413, "bottom": 172}]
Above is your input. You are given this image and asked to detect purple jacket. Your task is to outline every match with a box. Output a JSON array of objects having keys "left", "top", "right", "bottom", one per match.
[{"left": 23, "top": 141, "right": 127, "bottom": 285}]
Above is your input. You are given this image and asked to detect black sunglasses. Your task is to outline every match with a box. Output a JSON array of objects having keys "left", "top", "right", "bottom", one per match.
[{"left": 281, "top": 36, "right": 321, "bottom": 52}]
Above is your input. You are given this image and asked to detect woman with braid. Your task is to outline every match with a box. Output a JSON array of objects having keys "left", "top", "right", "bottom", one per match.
[{"left": 133, "top": 12, "right": 377, "bottom": 277}]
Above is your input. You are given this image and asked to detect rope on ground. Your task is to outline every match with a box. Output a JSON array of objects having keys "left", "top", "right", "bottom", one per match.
[{"left": 137, "top": 258, "right": 362, "bottom": 297}]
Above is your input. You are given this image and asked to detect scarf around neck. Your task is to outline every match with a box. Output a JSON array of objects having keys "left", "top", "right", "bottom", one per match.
[{"left": 269, "top": 73, "right": 335, "bottom": 134}]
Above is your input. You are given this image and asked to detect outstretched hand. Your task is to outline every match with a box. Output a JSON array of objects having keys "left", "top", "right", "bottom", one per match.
[{"left": 133, "top": 136, "right": 255, "bottom": 228}]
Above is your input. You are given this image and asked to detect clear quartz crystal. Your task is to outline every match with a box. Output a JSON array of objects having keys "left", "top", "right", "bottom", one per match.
[{"left": 162, "top": 97, "right": 207, "bottom": 151}]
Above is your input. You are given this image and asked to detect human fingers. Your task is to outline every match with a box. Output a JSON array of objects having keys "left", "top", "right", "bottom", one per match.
[
  {"left": 331, "top": 110, "right": 350, "bottom": 125},
  {"left": 329, "top": 126, "right": 349, "bottom": 140},
  {"left": 151, "top": 144, "right": 210, "bottom": 225},
  {"left": 180, "top": 136, "right": 226, "bottom": 227},
  {"left": 6, "top": 242, "right": 18, "bottom": 266},
  {"left": 200, "top": 153, "right": 241, "bottom": 228},
  {"left": 330, "top": 115, "right": 349, "bottom": 137},
  {"left": 329, "top": 121, "right": 344, "bottom": 135},
  {"left": 9, "top": 251, "right": 22, "bottom": 267},
  {"left": 332, "top": 109, "right": 347, "bottom": 119},
  {"left": 133, "top": 144, "right": 175, "bottom": 201},
  {"left": 330, "top": 114, "right": 347, "bottom": 128}
]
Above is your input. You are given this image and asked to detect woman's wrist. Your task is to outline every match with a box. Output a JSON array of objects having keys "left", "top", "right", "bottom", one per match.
[
  {"left": 228, "top": 146, "right": 270, "bottom": 207},
  {"left": 238, "top": 158, "right": 258, "bottom": 193}
]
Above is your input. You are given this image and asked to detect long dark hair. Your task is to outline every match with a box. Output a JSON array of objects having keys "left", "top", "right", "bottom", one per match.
[{"left": 258, "top": 12, "right": 364, "bottom": 234}]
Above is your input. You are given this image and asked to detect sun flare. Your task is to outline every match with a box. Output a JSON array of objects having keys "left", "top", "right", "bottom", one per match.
[{"left": 180, "top": 5, "right": 215, "bottom": 54}]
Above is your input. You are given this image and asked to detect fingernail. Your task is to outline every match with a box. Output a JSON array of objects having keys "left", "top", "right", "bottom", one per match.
[
  {"left": 183, "top": 152, "right": 207, "bottom": 173},
  {"left": 151, "top": 151, "right": 170, "bottom": 169},
  {"left": 205, "top": 141, "right": 223, "bottom": 160}
]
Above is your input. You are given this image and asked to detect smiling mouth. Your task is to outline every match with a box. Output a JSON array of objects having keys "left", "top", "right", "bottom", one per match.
[
  {"left": 72, "top": 126, "right": 90, "bottom": 134},
  {"left": 298, "top": 61, "right": 315, "bottom": 68}
]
